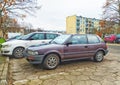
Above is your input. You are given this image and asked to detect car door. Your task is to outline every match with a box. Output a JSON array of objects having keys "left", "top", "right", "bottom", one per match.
[
  {"left": 28, "top": 33, "right": 46, "bottom": 46},
  {"left": 86, "top": 35, "right": 101, "bottom": 57},
  {"left": 63, "top": 35, "right": 90, "bottom": 60}
]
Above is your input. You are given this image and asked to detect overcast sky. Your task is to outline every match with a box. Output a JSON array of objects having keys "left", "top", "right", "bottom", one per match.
[{"left": 23, "top": 0, "right": 105, "bottom": 31}]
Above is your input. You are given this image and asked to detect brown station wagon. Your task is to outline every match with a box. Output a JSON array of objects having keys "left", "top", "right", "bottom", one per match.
[{"left": 25, "top": 34, "right": 108, "bottom": 70}]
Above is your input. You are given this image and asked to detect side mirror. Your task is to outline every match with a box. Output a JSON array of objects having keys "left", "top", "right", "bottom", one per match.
[
  {"left": 66, "top": 42, "right": 72, "bottom": 46},
  {"left": 29, "top": 38, "right": 34, "bottom": 40}
]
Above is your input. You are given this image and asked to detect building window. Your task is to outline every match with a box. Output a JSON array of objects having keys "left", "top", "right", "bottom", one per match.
[
  {"left": 77, "top": 23, "right": 80, "bottom": 26},
  {"left": 77, "top": 19, "right": 80, "bottom": 22}
]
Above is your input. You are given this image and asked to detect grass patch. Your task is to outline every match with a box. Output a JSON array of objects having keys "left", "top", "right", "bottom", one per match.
[{"left": 0, "top": 56, "right": 6, "bottom": 64}]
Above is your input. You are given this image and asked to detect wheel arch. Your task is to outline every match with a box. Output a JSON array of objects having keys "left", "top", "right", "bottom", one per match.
[
  {"left": 42, "top": 52, "right": 61, "bottom": 63},
  {"left": 95, "top": 49, "right": 106, "bottom": 56},
  {"left": 12, "top": 46, "right": 25, "bottom": 55}
]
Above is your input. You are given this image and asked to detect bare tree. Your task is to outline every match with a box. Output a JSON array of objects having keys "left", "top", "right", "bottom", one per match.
[
  {"left": 103, "top": 0, "right": 120, "bottom": 23},
  {"left": 102, "top": 0, "right": 120, "bottom": 33},
  {"left": 0, "top": 0, "right": 40, "bottom": 17},
  {"left": 0, "top": 0, "right": 40, "bottom": 37}
]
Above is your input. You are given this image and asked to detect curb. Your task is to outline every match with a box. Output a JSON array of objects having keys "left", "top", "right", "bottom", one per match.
[{"left": 0, "top": 57, "right": 9, "bottom": 85}]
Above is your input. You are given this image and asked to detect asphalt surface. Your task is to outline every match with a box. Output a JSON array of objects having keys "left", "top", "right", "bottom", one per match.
[{"left": 108, "top": 44, "right": 120, "bottom": 54}]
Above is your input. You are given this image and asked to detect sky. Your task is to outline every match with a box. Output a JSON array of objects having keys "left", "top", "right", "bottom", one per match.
[{"left": 22, "top": 0, "right": 105, "bottom": 31}]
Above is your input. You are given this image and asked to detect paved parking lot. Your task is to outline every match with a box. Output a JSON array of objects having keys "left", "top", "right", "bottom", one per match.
[{"left": 8, "top": 44, "right": 120, "bottom": 85}]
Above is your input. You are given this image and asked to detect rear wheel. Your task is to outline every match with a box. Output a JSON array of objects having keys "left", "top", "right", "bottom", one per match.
[
  {"left": 13, "top": 47, "right": 24, "bottom": 58},
  {"left": 93, "top": 51, "right": 104, "bottom": 62},
  {"left": 43, "top": 53, "right": 60, "bottom": 70}
]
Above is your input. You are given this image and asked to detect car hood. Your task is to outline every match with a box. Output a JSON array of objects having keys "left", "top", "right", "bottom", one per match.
[
  {"left": 27, "top": 44, "right": 62, "bottom": 51},
  {"left": 2, "top": 40, "right": 28, "bottom": 45}
]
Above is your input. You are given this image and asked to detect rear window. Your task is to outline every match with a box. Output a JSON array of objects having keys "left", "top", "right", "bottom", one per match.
[
  {"left": 87, "top": 35, "right": 100, "bottom": 44},
  {"left": 46, "top": 33, "right": 59, "bottom": 39}
]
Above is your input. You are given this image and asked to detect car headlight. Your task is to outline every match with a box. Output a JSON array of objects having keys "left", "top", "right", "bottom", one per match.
[
  {"left": 2, "top": 44, "right": 12, "bottom": 48},
  {"left": 27, "top": 50, "right": 38, "bottom": 55},
  {"left": 33, "top": 51, "right": 38, "bottom": 55}
]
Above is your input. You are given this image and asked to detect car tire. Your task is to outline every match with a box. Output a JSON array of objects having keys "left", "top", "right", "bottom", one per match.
[
  {"left": 13, "top": 47, "right": 24, "bottom": 58},
  {"left": 43, "top": 53, "right": 60, "bottom": 70},
  {"left": 93, "top": 51, "right": 104, "bottom": 62}
]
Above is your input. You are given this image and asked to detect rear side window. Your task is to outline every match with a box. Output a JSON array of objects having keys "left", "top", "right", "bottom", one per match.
[
  {"left": 46, "top": 33, "right": 59, "bottom": 39},
  {"left": 87, "top": 35, "right": 100, "bottom": 44},
  {"left": 31, "top": 33, "right": 45, "bottom": 40}
]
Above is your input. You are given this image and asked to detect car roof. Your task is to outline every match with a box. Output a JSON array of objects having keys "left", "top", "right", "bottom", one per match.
[
  {"left": 31, "top": 32, "right": 61, "bottom": 35},
  {"left": 70, "top": 34, "right": 97, "bottom": 36}
]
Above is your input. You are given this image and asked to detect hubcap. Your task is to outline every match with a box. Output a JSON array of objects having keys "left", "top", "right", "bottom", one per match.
[
  {"left": 14, "top": 48, "right": 23, "bottom": 58},
  {"left": 96, "top": 52, "right": 103, "bottom": 61},
  {"left": 46, "top": 55, "right": 58, "bottom": 68}
]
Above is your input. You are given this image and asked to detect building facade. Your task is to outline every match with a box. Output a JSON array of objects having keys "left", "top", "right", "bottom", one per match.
[{"left": 66, "top": 15, "right": 101, "bottom": 34}]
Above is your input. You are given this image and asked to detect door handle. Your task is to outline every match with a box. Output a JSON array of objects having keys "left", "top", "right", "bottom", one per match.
[
  {"left": 84, "top": 46, "right": 88, "bottom": 48},
  {"left": 42, "top": 41, "right": 45, "bottom": 43}
]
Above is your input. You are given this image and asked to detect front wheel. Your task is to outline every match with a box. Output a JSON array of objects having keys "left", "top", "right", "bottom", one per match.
[
  {"left": 43, "top": 54, "right": 60, "bottom": 70},
  {"left": 93, "top": 51, "right": 104, "bottom": 62},
  {"left": 13, "top": 47, "right": 24, "bottom": 58}
]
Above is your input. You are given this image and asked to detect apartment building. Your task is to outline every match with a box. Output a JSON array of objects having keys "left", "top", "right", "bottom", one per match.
[{"left": 66, "top": 15, "right": 101, "bottom": 34}]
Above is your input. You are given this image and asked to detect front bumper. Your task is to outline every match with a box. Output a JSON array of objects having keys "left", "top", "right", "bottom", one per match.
[
  {"left": 1, "top": 47, "right": 13, "bottom": 56},
  {"left": 24, "top": 53, "right": 44, "bottom": 64}
]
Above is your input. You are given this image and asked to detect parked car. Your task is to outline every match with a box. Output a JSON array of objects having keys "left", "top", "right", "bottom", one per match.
[
  {"left": 1, "top": 32, "right": 61, "bottom": 58},
  {"left": 115, "top": 34, "right": 120, "bottom": 43},
  {"left": 24, "top": 34, "right": 108, "bottom": 70},
  {"left": 104, "top": 34, "right": 116, "bottom": 43}
]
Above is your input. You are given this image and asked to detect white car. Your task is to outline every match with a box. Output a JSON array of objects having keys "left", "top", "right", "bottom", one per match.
[{"left": 1, "top": 32, "right": 60, "bottom": 58}]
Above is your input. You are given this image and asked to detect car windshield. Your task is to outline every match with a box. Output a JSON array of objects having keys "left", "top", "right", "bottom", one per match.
[
  {"left": 50, "top": 35, "right": 71, "bottom": 44},
  {"left": 116, "top": 34, "right": 120, "bottom": 38},
  {"left": 16, "top": 35, "right": 24, "bottom": 39},
  {"left": 18, "top": 33, "right": 34, "bottom": 40}
]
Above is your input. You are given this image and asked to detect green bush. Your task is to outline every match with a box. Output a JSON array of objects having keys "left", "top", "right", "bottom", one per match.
[{"left": 0, "top": 37, "right": 6, "bottom": 48}]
